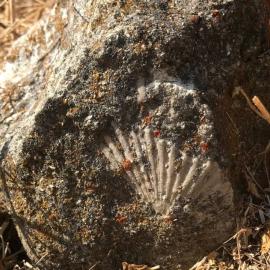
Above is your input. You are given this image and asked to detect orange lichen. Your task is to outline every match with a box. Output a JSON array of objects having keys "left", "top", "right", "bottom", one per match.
[
  {"left": 163, "top": 215, "right": 173, "bottom": 224},
  {"left": 212, "top": 9, "right": 220, "bottom": 18},
  {"left": 66, "top": 107, "right": 79, "bottom": 118},
  {"left": 193, "top": 135, "right": 202, "bottom": 144},
  {"left": 48, "top": 212, "right": 58, "bottom": 221},
  {"left": 89, "top": 70, "right": 103, "bottom": 99},
  {"left": 133, "top": 42, "right": 147, "bottom": 55},
  {"left": 122, "top": 159, "right": 132, "bottom": 171},
  {"left": 190, "top": 14, "right": 200, "bottom": 24},
  {"left": 27, "top": 27, "right": 47, "bottom": 52},
  {"left": 115, "top": 214, "right": 127, "bottom": 224},
  {"left": 119, "top": 0, "right": 134, "bottom": 14},
  {"left": 211, "top": 9, "right": 222, "bottom": 24},
  {"left": 77, "top": 226, "right": 91, "bottom": 242},
  {"left": 5, "top": 46, "right": 20, "bottom": 62},
  {"left": 143, "top": 115, "right": 152, "bottom": 125},
  {"left": 54, "top": 12, "right": 65, "bottom": 34}
]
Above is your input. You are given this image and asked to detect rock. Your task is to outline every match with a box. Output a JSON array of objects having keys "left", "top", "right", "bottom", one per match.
[{"left": 0, "top": 0, "right": 269, "bottom": 269}]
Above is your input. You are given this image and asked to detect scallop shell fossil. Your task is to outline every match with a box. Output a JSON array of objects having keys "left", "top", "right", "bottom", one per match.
[{"left": 101, "top": 124, "right": 232, "bottom": 216}]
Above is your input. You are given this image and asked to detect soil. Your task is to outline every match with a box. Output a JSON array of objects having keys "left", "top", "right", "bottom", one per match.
[{"left": 0, "top": 0, "right": 269, "bottom": 269}]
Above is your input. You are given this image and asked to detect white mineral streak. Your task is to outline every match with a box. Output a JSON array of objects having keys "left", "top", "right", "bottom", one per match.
[
  {"left": 137, "top": 77, "right": 146, "bottom": 104},
  {"left": 102, "top": 125, "right": 231, "bottom": 216}
]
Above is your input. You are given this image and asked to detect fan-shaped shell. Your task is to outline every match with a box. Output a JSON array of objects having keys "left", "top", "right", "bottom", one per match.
[{"left": 102, "top": 124, "right": 232, "bottom": 216}]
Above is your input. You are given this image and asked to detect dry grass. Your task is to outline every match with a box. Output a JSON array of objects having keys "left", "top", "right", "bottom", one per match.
[
  {"left": 0, "top": 1, "right": 270, "bottom": 270},
  {"left": 0, "top": 217, "right": 37, "bottom": 270},
  {"left": 0, "top": 0, "right": 55, "bottom": 68},
  {"left": 122, "top": 262, "right": 160, "bottom": 270}
]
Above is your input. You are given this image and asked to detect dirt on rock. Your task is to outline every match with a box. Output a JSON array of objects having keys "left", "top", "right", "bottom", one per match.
[{"left": 0, "top": 0, "right": 269, "bottom": 269}]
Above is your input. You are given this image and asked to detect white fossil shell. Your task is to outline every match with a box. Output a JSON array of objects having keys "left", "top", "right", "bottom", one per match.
[{"left": 101, "top": 124, "right": 232, "bottom": 216}]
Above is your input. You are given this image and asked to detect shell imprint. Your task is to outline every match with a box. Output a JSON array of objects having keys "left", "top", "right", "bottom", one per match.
[{"left": 102, "top": 124, "right": 231, "bottom": 216}]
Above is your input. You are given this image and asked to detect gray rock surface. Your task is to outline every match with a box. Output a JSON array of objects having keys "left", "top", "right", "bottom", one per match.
[{"left": 0, "top": 0, "right": 269, "bottom": 269}]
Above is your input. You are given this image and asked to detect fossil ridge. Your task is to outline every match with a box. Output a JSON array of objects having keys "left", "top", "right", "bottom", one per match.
[{"left": 0, "top": 0, "right": 269, "bottom": 269}]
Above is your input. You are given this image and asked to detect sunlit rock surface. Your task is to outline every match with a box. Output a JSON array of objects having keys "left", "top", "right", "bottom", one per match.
[{"left": 0, "top": 0, "right": 269, "bottom": 269}]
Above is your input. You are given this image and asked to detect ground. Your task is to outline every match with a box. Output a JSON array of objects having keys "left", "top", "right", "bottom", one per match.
[{"left": 0, "top": 0, "right": 270, "bottom": 269}]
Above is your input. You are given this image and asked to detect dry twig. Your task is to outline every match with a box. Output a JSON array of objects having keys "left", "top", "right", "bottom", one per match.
[
  {"left": 122, "top": 262, "right": 160, "bottom": 270},
  {"left": 8, "top": 0, "right": 15, "bottom": 23},
  {"left": 252, "top": 96, "right": 270, "bottom": 125}
]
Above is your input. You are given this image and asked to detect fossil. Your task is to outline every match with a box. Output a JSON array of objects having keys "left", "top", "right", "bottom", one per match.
[{"left": 102, "top": 124, "right": 232, "bottom": 216}]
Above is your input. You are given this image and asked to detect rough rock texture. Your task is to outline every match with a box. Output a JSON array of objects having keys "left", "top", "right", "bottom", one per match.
[{"left": 0, "top": 0, "right": 270, "bottom": 269}]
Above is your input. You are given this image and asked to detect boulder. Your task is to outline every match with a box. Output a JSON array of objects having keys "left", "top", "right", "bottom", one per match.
[{"left": 0, "top": 0, "right": 269, "bottom": 269}]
